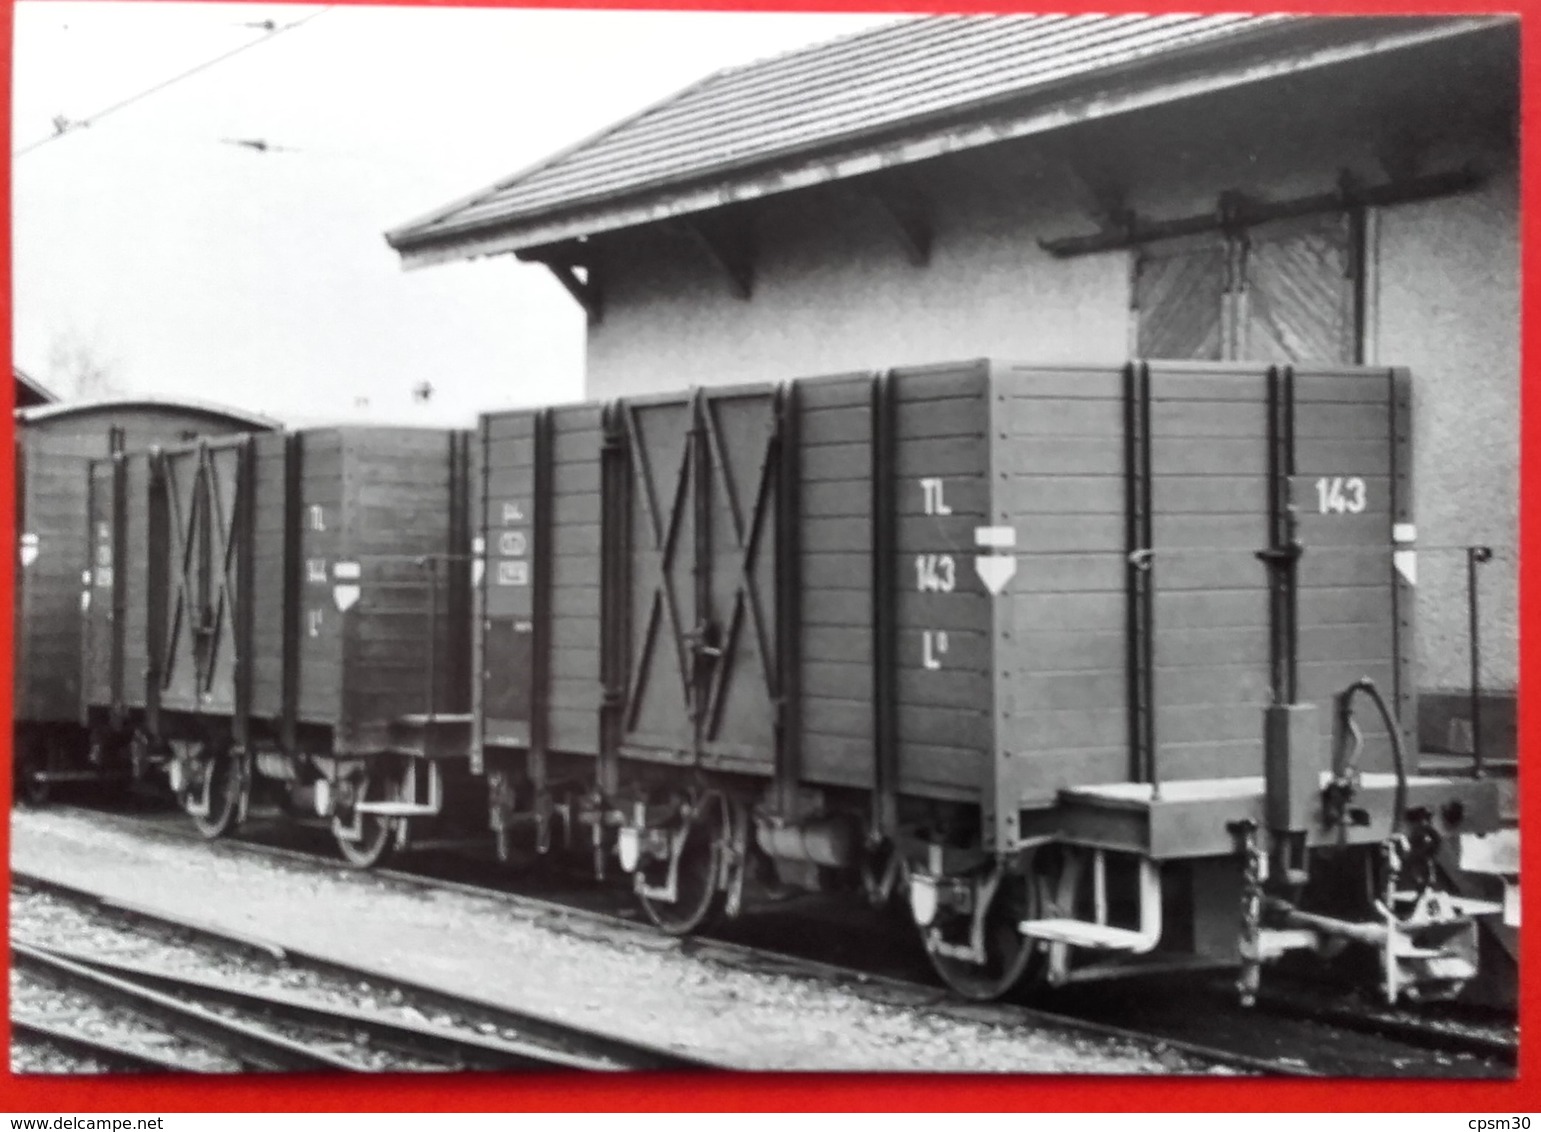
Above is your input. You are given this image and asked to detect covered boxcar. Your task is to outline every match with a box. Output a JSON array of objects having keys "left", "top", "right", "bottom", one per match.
[
  {"left": 14, "top": 397, "right": 279, "bottom": 801},
  {"left": 82, "top": 426, "right": 474, "bottom": 865},
  {"left": 473, "top": 357, "right": 1504, "bottom": 1005}
]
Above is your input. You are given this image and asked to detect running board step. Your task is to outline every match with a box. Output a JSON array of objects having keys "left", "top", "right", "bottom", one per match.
[{"left": 1018, "top": 919, "right": 1150, "bottom": 950}]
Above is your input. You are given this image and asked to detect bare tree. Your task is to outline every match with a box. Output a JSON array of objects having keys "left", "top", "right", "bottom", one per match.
[{"left": 47, "top": 325, "right": 125, "bottom": 400}]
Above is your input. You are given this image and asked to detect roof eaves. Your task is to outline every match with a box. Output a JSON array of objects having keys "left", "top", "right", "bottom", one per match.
[
  {"left": 384, "top": 65, "right": 733, "bottom": 251},
  {"left": 387, "top": 16, "right": 924, "bottom": 250},
  {"left": 393, "top": 13, "right": 1511, "bottom": 268}
]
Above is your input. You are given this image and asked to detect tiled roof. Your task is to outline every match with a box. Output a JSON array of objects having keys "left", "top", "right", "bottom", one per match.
[{"left": 388, "top": 13, "right": 1502, "bottom": 262}]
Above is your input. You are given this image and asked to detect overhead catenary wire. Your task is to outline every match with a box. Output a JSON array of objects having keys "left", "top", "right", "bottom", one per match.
[{"left": 14, "top": 7, "right": 334, "bottom": 158}]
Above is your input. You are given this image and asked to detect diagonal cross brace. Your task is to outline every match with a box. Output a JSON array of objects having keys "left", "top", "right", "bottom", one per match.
[
  {"left": 621, "top": 401, "right": 695, "bottom": 733},
  {"left": 698, "top": 396, "right": 779, "bottom": 741}
]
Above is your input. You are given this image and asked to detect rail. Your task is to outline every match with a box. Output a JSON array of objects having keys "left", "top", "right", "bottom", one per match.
[{"left": 12, "top": 865, "right": 719, "bottom": 1072}]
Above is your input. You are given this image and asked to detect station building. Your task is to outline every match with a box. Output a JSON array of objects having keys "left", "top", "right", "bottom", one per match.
[{"left": 389, "top": 14, "right": 1521, "bottom": 760}]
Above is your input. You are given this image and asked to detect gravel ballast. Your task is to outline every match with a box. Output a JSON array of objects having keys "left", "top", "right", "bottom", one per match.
[{"left": 12, "top": 807, "right": 1215, "bottom": 1073}]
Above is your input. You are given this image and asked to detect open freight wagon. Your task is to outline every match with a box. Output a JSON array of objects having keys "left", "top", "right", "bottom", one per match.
[
  {"left": 473, "top": 357, "right": 1504, "bottom": 1004},
  {"left": 13, "top": 398, "right": 278, "bottom": 802},
  {"left": 81, "top": 425, "right": 476, "bottom": 865}
]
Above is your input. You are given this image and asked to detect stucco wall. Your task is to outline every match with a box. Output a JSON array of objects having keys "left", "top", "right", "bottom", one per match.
[
  {"left": 586, "top": 177, "right": 1132, "bottom": 395},
  {"left": 582, "top": 47, "right": 1520, "bottom": 722},
  {"left": 1373, "top": 170, "right": 1520, "bottom": 700}
]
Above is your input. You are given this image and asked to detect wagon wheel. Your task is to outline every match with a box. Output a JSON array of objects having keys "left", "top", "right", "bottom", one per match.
[
  {"left": 331, "top": 767, "right": 398, "bottom": 870},
  {"left": 15, "top": 735, "right": 52, "bottom": 808},
  {"left": 923, "top": 862, "right": 1048, "bottom": 1002},
  {"left": 637, "top": 793, "right": 728, "bottom": 936},
  {"left": 188, "top": 742, "right": 243, "bottom": 840}
]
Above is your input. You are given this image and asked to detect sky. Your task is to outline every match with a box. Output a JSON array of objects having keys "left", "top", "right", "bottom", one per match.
[{"left": 11, "top": 2, "right": 899, "bottom": 426}]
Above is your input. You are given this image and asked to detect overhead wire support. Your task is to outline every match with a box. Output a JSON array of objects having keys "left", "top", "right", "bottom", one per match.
[{"left": 14, "top": 7, "right": 334, "bottom": 158}]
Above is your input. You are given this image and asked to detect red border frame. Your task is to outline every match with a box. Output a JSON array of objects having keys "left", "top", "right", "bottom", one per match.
[{"left": 2, "top": 0, "right": 1535, "bottom": 1111}]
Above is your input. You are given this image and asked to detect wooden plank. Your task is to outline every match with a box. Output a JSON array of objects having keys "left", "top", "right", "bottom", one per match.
[
  {"left": 997, "top": 439, "right": 1125, "bottom": 476},
  {"left": 800, "top": 733, "right": 874, "bottom": 788},
  {"left": 1149, "top": 399, "right": 1269, "bottom": 439},
  {"left": 802, "top": 626, "right": 873, "bottom": 664},
  {"left": 1295, "top": 440, "right": 1392, "bottom": 475},
  {"left": 1292, "top": 371, "right": 1394, "bottom": 404},
  {"left": 803, "top": 515, "right": 873, "bottom": 553},
  {"left": 1153, "top": 552, "right": 1272, "bottom": 591},
  {"left": 1001, "top": 707, "right": 1127, "bottom": 749},
  {"left": 547, "top": 674, "right": 601, "bottom": 708},
  {"left": 796, "top": 375, "right": 873, "bottom": 411},
  {"left": 996, "top": 366, "right": 1124, "bottom": 401},
  {"left": 801, "top": 552, "right": 874, "bottom": 588},
  {"left": 801, "top": 442, "right": 872, "bottom": 482},
  {"left": 550, "top": 525, "right": 601, "bottom": 556},
  {"left": 1147, "top": 664, "right": 1273, "bottom": 708},
  {"left": 1003, "top": 553, "right": 1125, "bottom": 594},
  {"left": 802, "top": 660, "right": 874, "bottom": 694},
  {"left": 1145, "top": 366, "right": 1269, "bottom": 402},
  {"left": 1154, "top": 702, "right": 1276, "bottom": 745},
  {"left": 803, "top": 590, "right": 874, "bottom": 628},
  {"left": 1297, "top": 548, "right": 1398, "bottom": 588},
  {"left": 1147, "top": 626, "right": 1272, "bottom": 667},
  {"left": 1001, "top": 590, "right": 1127, "bottom": 633},
  {"left": 548, "top": 708, "right": 600, "bottom": 755},
  {"left": 552, "top": 616, "right": 602, "bottom": 651},
  {"left": 552, "top": 404, "right": 604, "bottom": 431},
  {"left": 1293, "top": 401, "right": 1396, "bottom": 439},
  {"left": 552, "top": 587, "right": 600, "bottom": 617},
  {"left": 1150, "top": 513, "right": 1270, "bottom": 549},
  {"left": 995, "top": 475, "right": 1123, "bottom": 515},
  {"left": 997, "top": 669, "right": 1127, "bottom": 712},
  {"left": 1149, "top": 740, "right": 1265, "bottom": 783},
  {"left": 1003, "top": 627, "right": 1127, "bottom": 672},
  {"left": 1296, "top": 587, "right": 1395, "bottom": 626},
  {"left": 895, "top": 626, "right": 991, "bottom": 671},
  {"left": 551, "top": 461, "right": 601, "bottom": 494},
  {"left": 483, "top": 412, "right": 535, "bottom": 441},
  {"left": 801, "top": 477, "right": 875, "bottom": 523},
  {"left": 1150, "top": 440, "right": 1269, "bottom": 476},
  {"left": 550, "top": 491, "right": 602, "bottom": 526},
  {"left": 892, "top": 437, "right": 987, "bottom": 479},
  {"left": 549, "top": 557, "right": 601, "bottom": 586},
  {"left": 1153, "top": 590, "right": 1270, "bottom": 630},
  {"left": 899, "top": 705, "right": 992, "bottom": 748},
  {"left": 890, "top": 362, "right": 987, "bottom": 402},
  {"left": 550, "top": 428, "right": 603, "bottom": 462},
  {"left": 799, "top": 407, "right": 872, "bottom": 447},
  {"left": 801, "top": 399, "right": 984, "bottom": 447},
  {"left": 896, "top": 741, "right": 984, "bottom": 793},
  {"left": 996, "top": 397, "right": 1124, "bottom": 438},
  {"left": 550, "top": 645, "right": 602, "bottom": 679}
]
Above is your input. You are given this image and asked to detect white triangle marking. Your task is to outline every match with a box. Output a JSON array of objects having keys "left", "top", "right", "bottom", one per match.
[{"left": 974, "top": 555, "right": 1017, "bottom": 595}]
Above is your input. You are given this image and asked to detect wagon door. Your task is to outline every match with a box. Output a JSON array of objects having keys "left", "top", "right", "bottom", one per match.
[
  {"left": 155, "top": 439, "right": 250, "bottom": 717},
  {"left": 618, "top": 387, "right": 781, "bottom": 774}
]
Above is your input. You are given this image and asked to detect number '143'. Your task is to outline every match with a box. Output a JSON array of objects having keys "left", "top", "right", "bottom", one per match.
[{"left": 1315, "top": 475, "right": 1367, "bottom": 515}]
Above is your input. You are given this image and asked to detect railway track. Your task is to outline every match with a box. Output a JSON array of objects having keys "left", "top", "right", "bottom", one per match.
[
  {"left": 11, "top": 868, "right": 715, "bottom": 1074},
  {"left": 19, "top": 803, "right": 1518, "bottom": 1077}
]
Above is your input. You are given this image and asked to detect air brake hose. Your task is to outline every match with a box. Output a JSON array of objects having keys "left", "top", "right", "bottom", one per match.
[{"left": 1332, "top": 678, "right": 1409, "bottom": 836}]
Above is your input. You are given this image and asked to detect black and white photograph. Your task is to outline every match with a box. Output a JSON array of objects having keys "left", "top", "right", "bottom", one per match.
[{"left": 9, "top": 2, "right": 1521, "bottom": 1083}]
